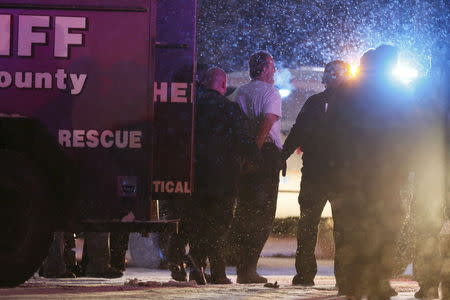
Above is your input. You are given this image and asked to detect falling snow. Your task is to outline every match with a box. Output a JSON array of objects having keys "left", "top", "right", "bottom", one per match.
[{"left": 197, "top": 0, "right": 449, "bottom": 74}]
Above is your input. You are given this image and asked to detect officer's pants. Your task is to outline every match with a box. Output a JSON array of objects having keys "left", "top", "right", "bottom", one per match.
[
  {"left": 233, "top": 143, "right": 279, "bottom": 276},
  {"left": 189, "top": 195, "right": 234, "bottom": 278},
  {"left": 413, "top": 159, "right": 445, "bottom": 288},
  {"left": 333, "top": 180, "right": 404, "bottom": 296},
  {"left": 295, "top": 179, "right": 328, "bottom": 283}
]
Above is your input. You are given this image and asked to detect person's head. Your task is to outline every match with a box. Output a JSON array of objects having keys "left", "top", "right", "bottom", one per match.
[
  {"left": 373, "top": 44, "right": 398, "bottom": 74},
  {"left": 322, "top": 60, "right": 351, "bottom": 89},
  {"left": 202, "top": 67, "right": 227, "bottom": 95},
  {"left": 359, "top": 45, "right": 399, "bottom": 76},
  {"left": 248, "top": 51, "right": 276, "bottom": 84},
  {"left": 359, "top": 48, "right": 377, "bottom": 74}
]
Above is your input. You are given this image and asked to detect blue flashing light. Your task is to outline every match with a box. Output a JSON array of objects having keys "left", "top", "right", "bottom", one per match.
[
  {"left": 279, "top": 88, "right": 291, "bottom": 98},
  {"left": 392, "top": 63, "right": 419, "bottom": 85}
]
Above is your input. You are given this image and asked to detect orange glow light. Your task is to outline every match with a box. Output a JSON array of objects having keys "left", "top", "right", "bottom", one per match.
[{"left": 350, "top": 64, "right": 359, "bottom": 77}]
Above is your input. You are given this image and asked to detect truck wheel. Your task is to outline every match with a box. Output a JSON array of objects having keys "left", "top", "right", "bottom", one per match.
[{"left": 0, "top": 150, "right": 53, "bottom": 287}]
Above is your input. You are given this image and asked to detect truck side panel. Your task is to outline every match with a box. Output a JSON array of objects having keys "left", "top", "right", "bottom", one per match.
[
  {"left": 0, "top": 0, "right": 156, "bottom": 221},
  {"left": 152, "top": 0, "right": 196, "bottom": 200}
]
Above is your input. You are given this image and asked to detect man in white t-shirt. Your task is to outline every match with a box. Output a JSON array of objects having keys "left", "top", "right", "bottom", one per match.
[{"left": 230, "top": 51, "right": 282, "bottom": 284}]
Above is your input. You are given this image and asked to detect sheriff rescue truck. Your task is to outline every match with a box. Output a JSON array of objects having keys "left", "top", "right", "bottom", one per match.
[{"left": 0, "top": 0, "right": 196, "bottom": 286}]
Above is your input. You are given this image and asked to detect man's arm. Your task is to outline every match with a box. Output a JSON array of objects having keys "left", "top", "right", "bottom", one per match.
[
  {"left": 256, "top": 113, "right": 279, "bottom": 149},
  {"left": 281, "top": 96, "right": 316, "bottom": 160},
  {"left": 281, "top": 111, "right": 304, "bottom": 161}
]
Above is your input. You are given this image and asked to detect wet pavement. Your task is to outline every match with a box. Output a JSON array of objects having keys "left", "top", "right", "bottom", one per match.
[
  {"left": 0, "top": 257, "right": 421, "bottom": 300},
  {"left": 0, "top": 237, "right": 422, "bottom": 299}
]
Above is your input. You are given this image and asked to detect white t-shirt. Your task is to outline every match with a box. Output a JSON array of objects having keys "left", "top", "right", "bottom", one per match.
[{"left": 232, "top": 80, "right": 282, "bottom": 149}]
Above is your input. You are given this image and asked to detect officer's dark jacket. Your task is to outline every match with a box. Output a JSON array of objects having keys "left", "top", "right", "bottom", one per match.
[
  {"left": 413, "top": 70, "right": 449, "bottom": 217},
  {"left": 194, "top": 87, "right": 247, "bottom": 198},
  {"left": 413, "top": 75, "right": 448, "bottom": 159},
  {"left": 282, "top": 89, "right": 332, "bottom": 179},
  {"left": 326, "top": 75, "right": 415, "bottom": 189}
]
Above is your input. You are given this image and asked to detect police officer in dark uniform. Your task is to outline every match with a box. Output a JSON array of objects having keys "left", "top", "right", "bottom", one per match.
[
  {"left": 187, "top": 67, "right": 248, "bottom": 284},
  {"left": 412, "top": 40, "right": 449, "bottom": 299},
  {"left": 159, "top": 63, "right": 211, "bottom": 283},
  {"left": 327, "top": 45, "right": 415, "bottom": 299},
  {"left": 281, "top": 60, "right": 350, "bottom": 286}
]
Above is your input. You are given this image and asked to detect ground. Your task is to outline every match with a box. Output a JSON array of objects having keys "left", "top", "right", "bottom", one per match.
[{"left": 0, "top": 237, "right": 421, "bottom": 299}]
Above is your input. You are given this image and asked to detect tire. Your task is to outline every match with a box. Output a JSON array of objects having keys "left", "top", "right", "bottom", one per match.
[
  {"left": 0, "top": 150, "right": 54, "bottom": 287},
  {"left": 128, "top": 233, "right": 162, "bottom": 268}
]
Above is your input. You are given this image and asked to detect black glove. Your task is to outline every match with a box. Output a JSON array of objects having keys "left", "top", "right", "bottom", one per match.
[{"left": 280, "top": 159, "right": 287, "bottom": 177}]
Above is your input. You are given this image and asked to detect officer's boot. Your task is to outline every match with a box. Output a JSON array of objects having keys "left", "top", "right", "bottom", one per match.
[
  {"left": 84, "top": 232, "right": 122, "bottom": 278},
  {"left": 41, "top": 232, "right": 75, "bottom": 278},
  {"left": 110, "top": 232, "right": 129, "bottom": 271},
  {"left": 187, "top": 253, "right": 207, "bottom": 285},
  {"left": 236, "top": 254, "right": 267, "bottom": 284},
  {"left": 210, "top": 259, "right": 231, "bottom": 284}
]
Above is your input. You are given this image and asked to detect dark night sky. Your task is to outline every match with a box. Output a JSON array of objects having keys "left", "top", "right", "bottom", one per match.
[{"left": 197, "top": 0, "right": 449, "bottom": 72}]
